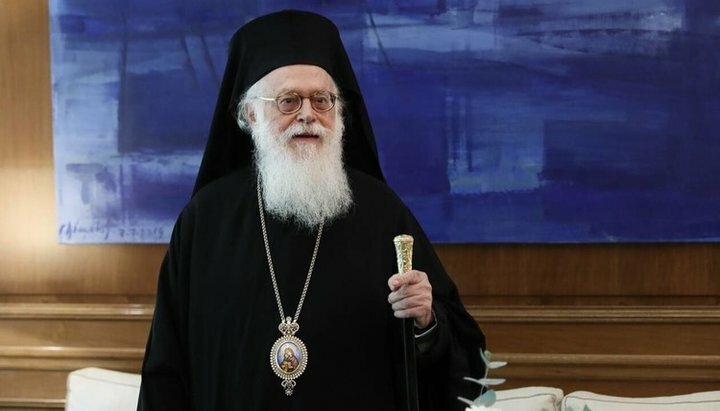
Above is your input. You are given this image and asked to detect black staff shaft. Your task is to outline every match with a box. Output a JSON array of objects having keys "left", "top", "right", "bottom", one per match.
[{"left": 402, "top": 317, "right": 419, "bottom": 411}]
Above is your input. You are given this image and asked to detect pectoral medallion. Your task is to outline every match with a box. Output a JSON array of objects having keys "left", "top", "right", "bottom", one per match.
[
  {"left": 258, "top": 179, "right": 320, "bottom": 397},
  {"left": 270, "top": 317, "right": 308, "bottom": 395}
]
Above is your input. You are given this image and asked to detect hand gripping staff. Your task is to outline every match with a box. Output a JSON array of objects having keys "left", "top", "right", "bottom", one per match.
[{"left": 393, "top": 234, "right": 419, "bottom": 411}]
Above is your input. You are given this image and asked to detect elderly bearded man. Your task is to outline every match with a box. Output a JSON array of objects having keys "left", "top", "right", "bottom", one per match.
[{"left": 138, "top": 10, "right": 485, "bottom": 411}]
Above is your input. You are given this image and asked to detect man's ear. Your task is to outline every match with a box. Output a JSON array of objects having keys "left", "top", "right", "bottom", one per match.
[{"left": 246, "top": 104, "right": 257, "bottom": 124}]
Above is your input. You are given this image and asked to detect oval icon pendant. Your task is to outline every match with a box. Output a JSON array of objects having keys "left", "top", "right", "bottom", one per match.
[{"left": 270, "top": 319, "right": 308, "bottom": 396}]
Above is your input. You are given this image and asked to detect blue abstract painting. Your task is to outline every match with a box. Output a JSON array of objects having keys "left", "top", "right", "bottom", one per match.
[{"left": 50, "top": 0, "right": 720, "bottom": 243}]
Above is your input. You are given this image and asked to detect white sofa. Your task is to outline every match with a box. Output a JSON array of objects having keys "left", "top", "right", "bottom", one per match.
[
  {"left": 494, "top": 387, "right": 720, "bottom": 411},
  {"left": 64, "top": 368, "right": 720, "bottom": 411},
  {"left": 494, "top": 386, "right": 564, "bottom": 410},
  {"left": 561, "top": 390, "right": 720, "bottom": 411},
  {"left": 66, "top": 368, "right": 140, "bottom": 411}
]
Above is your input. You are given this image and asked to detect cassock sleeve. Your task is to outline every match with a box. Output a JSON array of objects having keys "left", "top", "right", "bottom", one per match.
[
  {"left": 398, "top": 206, "right": 487, "bottom": 411},
  {"left": 138, "top": 210, "right": 193, "bottom": 410}
]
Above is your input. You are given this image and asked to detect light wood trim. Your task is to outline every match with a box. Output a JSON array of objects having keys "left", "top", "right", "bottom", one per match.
[
  {"left": 0, "top": 398, "right": 64, "bottom": 409},
  {"left": 3, "top": 303, "right": 719, "bottom": 323},
  {"left": 0, "top": 357, "right": 142, "bottom": 372},
  {"left": 494, "top": 353, "right": 720, "bottom": 382},
  {"left": 498, "top": 353, "right": 720, "bottom": 367},
  {"left": 0, "top": 346, "right": 143, "bottom": 359},
  {"left": 468, "top": 305, "right": 720, "bottom": 323},
  {"left": 0, "top": 303, "right": 153, "bottom": 320},
  {"left": 0, "top": 346, "right": 143, "bottom": 372}
]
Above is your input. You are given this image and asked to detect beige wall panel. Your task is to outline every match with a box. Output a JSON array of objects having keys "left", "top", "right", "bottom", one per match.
[
  {"left": 0, "top": 319, "right": 150, "bottom": 347},
  {"left": 484, "top": 323, "right": 720, "bottom": 355},
  {"left": 436, "top": 244, "right": 720, "bottom": 299},
  {"left": 0, "top": 369, "right": 66, "bottom": 402}
]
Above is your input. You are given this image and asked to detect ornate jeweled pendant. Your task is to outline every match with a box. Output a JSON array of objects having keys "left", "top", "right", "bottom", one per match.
[{"left": 270, "top": 317, "right": 308, "bottom": 395}]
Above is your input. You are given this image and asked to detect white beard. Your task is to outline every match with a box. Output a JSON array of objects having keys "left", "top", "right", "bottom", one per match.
[{"left": 251, "top": 114, "right": 352, "bottom": 230}]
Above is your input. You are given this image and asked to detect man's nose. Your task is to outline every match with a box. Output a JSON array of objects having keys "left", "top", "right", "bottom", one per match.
[{"left": 295, "top": 98, "right": 317, "bottom": 123}]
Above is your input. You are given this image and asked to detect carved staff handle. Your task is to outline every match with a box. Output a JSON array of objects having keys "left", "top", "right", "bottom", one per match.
[{"left": 394, "top": 234, "right": 414, "bottom": 274}]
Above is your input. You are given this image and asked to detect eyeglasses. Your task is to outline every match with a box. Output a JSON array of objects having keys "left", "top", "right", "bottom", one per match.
[{"left": 258, "top": 91, "right": 337, "bottom": 114}]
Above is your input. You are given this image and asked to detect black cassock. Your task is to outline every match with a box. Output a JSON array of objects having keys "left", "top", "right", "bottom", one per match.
[{"left": 139, "top": 167, "right": 486, "bottom": 411}]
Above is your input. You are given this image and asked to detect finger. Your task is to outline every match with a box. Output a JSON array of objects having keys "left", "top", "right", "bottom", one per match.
[
  {"left": 388, "top": 287, "right": 428, "bottom": 305},
  {"left": 389, "top": 278, "right": 433, "bottom": 304},
  {"left": 388, "top": 271, "right": 418, "bottom": 290},
  {"left": 388, "top": 282, "right": 432, "bottom": 304},
  {"left": 389, "top": 281, "right": 431, "bottom": 301},
  {"left": 387, "top": 273, "right": 403, "bottom": 291},
  {"left": 390, "top": 294, "right": 432, "bottom": 312},
  {"left": 393, "top": 306, "right": 431, "bottom": 320},
  {"left": 388, "top": 270, "right": 426, "bottom": 290},
  {"left": 387, "top": 287, "right": 406, "bottom": 304}
]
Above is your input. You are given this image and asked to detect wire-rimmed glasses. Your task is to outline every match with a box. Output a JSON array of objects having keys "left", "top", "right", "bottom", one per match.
[{"left": 258, "top": 91, "right": 337, "bottom": 114}]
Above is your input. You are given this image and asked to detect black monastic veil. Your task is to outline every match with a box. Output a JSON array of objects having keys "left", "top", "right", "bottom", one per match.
[
  {"left": 193, "top": 10, "right": 384, "bottom": 194},
  {"left": 139, "top": 10, "right": 486, "bottom": 411}
]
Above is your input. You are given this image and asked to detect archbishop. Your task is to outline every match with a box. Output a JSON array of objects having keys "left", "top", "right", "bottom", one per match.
[{"left": 138, "top": 10, "right": 486, "bottom": 411}]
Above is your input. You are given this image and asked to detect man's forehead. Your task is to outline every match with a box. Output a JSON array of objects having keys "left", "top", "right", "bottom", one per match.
[{"left": 262, "top": 64, "right": 337, "bottom": 93}]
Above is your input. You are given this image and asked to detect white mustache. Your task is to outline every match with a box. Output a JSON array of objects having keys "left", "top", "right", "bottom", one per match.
[{"left": 278, "top": 123, "right": 330, "bottom": 142}]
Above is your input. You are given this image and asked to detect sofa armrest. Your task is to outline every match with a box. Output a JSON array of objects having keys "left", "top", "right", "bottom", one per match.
[
  {"left": 562, "top": 390, "right": 720, "bottom": 411},
  {"left": 66, "top": 367, "right": 141, "bottom": 411}
]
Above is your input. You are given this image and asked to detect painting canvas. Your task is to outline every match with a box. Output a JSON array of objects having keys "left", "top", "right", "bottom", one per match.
[{"left": 51, "top": 0, "right": 720, "bottom": 243}]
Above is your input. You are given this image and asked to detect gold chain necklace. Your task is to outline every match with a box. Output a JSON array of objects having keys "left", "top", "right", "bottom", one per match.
[{"left": 257, "top": 178, "right": 324, "bottom": 396}]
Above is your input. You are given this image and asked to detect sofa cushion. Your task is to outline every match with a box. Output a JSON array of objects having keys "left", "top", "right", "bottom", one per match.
[
  {"left": 66, "top": 367, "right": 141, "bottom": 411},
  {"left": 562, "top": 390, "right": 720, "bottom": 411},
  {"left": 494, "top": 386, "right": 565, "bottom": 411}
]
